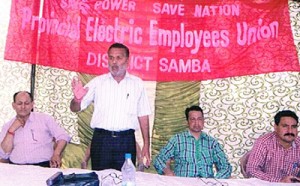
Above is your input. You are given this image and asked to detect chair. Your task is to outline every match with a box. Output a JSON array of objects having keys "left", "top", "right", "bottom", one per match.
[{"left": 240, "top": 150, "right": 251, "bottom": 178}]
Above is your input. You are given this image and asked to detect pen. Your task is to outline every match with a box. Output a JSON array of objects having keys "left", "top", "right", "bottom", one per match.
[{"left": 292, "top": 162, "right": 298, "bottom": 175}]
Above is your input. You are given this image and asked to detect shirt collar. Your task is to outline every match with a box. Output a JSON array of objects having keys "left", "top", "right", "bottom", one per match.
[
  {"left": 273, "top": 131, "right": 299, "bottom": 149},
  {"left": 15, "top": 112, "right": 33, "bottom": 127},
  {"left": 108, "top": 71, "right": 130, "bottom": 80},
  {"left": 27, "top": 112, "right": 34, "bottom": 121},
  {"left": 292, "top": 141, "right": 297, "bottom": 148},
  {"left": 186, "top": 129, "right": 208, "bottom": 140}
]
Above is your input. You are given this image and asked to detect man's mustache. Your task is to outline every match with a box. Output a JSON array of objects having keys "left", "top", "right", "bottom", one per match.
[{"left": 284, "top": 133, "right": 295, "bottom": 137}]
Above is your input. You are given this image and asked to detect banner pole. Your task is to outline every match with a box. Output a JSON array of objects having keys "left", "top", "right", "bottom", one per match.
[
  {"left": 30, "top": 0, "right": 44, "bottom": 100},
  {"left": 30, "top": 64, "right": 36, "bottom": 100}
]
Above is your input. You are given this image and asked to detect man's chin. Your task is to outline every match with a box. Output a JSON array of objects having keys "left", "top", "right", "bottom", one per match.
[
  {"left": 111, "top": 71, "right": 126, "bottom": 78},
  {"left": 191, "top": 129, "right": 202, "bottom": 133},
  {"left": 284, "top": 137, "right": 295, "bottom": 143},
  {"left": 18, "top": 111, "right": 31, "bottom": 115}
]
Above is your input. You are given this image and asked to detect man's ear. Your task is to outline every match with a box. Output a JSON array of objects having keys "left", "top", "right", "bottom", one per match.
[
  {"left": 31, "top": 101, "right": 35, "bottom": 111},
  {"left": 12, "top": 102, "right": 16, "bottom": 110},
  {"left": 274, "top": 123, "right": 278, "bottom": 132}
]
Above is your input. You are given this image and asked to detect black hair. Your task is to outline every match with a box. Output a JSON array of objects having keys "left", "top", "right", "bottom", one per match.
[
  {"left": 108, "top": 43, "right": 130, "bottom": 57},
  {"left": 13, "top": 91, "right": 33, "bottom": 102},
  {"left": 185, "top": 105, "right": 203, "bottom": 120},
  {"left": 274, "top": 110, "right": 298, "bottom": 126}
]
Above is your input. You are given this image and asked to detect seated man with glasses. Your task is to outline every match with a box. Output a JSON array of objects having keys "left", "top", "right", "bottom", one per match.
[
  {"left": 0, "top": 91, "right": 70, "bottom": 168},
  {"left": 246, "top": 110, "right": 300, "bottom": 183},
  {"left": 154, "top": 105, "right": 232, "bottom": 178}
]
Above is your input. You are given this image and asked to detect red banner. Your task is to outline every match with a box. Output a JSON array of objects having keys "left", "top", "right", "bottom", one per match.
[{"left": 4, "top": 0, "right": 300, "bottom": 81}]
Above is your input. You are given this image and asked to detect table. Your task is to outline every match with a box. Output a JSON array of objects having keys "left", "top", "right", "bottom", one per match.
[{"left": 0, "top": 163, "right": 296, "bottom": 185}]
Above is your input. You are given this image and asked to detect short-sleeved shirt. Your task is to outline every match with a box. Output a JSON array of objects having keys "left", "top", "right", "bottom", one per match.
[{"left": 80, "top": 72, "right": 151, "bottom": 131}]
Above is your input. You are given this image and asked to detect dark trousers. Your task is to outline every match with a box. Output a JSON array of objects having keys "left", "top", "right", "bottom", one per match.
[{"left": 90, "top": 129, "right": 136, "bottom": 171}]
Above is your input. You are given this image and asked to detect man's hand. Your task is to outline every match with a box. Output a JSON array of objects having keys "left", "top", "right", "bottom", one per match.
[
  {"left": 50, "top": 154, "right": 62, "bottom": 168},
  {"left": 81, "top": 160, "right": 88, "bottom": 169},
  {"left": 9, "top": 117, "right": 25, "bottom": 132},
  {"left": 163, "top": 167, "right": 175, "bottom": 176},
  {"left": 141, "top": 145, "right": 151, "bottom": 168},
  {"left": 280, "top": 175, "right": 300, "bottom": 183},
  {"left": 71, "top": 77, "right": 88, "bottom": 101}
]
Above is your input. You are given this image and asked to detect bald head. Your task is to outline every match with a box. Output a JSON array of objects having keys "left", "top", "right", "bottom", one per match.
[{"left": 13, "top": 91, "right": 33, "bottom": 102}]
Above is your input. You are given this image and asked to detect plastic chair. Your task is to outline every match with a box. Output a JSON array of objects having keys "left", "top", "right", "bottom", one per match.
[{"left": 240, "top": 150, "right": 251, "bottom": 178}]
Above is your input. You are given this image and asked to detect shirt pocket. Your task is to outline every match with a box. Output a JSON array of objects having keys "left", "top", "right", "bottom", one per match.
[
  {"left": 265, "top": 150, "right": 275, "bottom": 165},
  {"left": 29, "top": 128, "right": 50, "bottom": 143},
  {"left": 125, "top": 91, "right": 138, "bottom": 115}
]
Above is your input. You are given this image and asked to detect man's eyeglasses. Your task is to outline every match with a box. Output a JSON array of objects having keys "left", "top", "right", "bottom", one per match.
[
  {"left": 101, "top": 172, "right": 122, "bottom": 186},
  {"left": 198, "top": 177, "right": 228, "bottom": 186}
]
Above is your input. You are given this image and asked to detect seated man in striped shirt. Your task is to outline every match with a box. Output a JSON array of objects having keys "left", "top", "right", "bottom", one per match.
[
  {"left": 154, "top": 105, "right": 232, "bottom": 178},
  {"left": 246, "top": 110, "right": 300, "bottom": 183}
]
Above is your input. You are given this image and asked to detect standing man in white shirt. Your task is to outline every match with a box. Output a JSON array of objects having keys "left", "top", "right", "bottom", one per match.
[{"left": 70, "top": 43, "right": 151, "bottom": 171}]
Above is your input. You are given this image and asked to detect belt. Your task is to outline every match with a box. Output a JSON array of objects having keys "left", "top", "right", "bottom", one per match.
[
  {"left": 95, "top": 128, "right": 135, "bottom": 138},
  {"left": 9, "top": 160, "right": 50, "bottom": 167}
]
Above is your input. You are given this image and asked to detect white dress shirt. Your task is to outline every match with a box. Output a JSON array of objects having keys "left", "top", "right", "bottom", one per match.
[{"left": 80, "top": 72, "right": 151, "bottom": 131}]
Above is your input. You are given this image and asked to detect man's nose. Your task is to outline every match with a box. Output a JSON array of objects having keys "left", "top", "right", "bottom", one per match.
[
  {"left": 288, "top": 126, "right": 294, "bottom": 133},
  {"left": 112, "top": 58, "right": 117, "bottom": 64}
]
